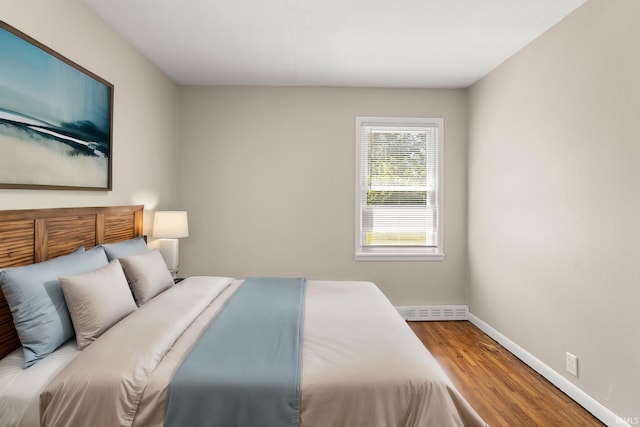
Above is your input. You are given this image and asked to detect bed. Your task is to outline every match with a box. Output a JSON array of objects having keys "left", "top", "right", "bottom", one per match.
[{"left": 0, "top": 205, "right": 488, "bottom": 427}]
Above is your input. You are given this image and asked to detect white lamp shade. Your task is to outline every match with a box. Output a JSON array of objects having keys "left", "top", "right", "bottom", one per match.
[{"left": 152, "top": 211, "right": 189, "bottom": 238}]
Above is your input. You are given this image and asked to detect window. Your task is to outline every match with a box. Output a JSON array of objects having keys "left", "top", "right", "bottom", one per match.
[{"left": 355, "top": 117, "right": 444, "bottom": 261}]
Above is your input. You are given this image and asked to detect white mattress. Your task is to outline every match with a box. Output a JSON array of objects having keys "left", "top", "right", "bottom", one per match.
[{"left": 0, "top": 340, "right": 79, "bottom": 427}]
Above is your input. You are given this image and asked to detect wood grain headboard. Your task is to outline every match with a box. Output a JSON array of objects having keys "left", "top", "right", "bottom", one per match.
[{"left": 0, "top": 205, "right": 143, "bottom": 359}]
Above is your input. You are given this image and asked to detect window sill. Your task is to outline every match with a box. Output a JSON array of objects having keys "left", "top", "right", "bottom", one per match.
[{"left": 355, "top": 251, "right": 444, "bottom": 262}]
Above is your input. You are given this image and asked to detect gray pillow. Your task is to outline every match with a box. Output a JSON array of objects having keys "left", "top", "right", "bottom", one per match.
[
  {"left": 0, "top": 246, "right": 109, "bottom": 367},
  {"left": 119, "top": 250, "right": 174, "bottom": 305},
  {"left": 60, "top": 260, "right": 137, "bottom": 350},
  {"left": 100, "top": 237, "right": 148, "bottom": 261}
]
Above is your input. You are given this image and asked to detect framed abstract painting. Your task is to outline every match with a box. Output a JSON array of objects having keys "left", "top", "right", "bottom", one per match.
[{"left": 0, "top": 20, "right": 113, "bottom": 191}]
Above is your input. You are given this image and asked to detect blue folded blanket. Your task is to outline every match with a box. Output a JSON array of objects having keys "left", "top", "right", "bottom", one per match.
[{"left": 165, "top": 277, "right": 307, "bottom": 427}]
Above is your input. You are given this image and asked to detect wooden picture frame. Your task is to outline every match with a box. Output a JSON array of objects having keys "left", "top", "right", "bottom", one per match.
[{"left": 0, "top": 21, "right": 113, "bottom": 191}]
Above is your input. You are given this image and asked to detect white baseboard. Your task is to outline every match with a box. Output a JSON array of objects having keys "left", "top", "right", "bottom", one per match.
[
  {"left": 396, "top": 305, "right": 468, "bottom": 321},
  {"left": 468, "top": 313, "right": 631, "bottom": 427}
]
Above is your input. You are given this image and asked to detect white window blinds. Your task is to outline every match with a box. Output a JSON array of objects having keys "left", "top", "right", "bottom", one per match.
[{"left": 355, "top": 117, "right": 443, "bottom": 260}]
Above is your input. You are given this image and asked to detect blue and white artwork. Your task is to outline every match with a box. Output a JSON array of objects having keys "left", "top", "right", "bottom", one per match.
[{"left": 0, "top": 22, "right": 112, "bottom": 190}]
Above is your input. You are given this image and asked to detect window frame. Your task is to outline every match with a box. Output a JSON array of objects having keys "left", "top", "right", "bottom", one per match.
[{"left": 355, "top": 116, "right": 444, "bottom": 261}]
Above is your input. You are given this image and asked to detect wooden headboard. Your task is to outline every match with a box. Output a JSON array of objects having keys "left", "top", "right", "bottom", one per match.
[{"left": 0, "top": 205, "right": 143, "bottom": 359}]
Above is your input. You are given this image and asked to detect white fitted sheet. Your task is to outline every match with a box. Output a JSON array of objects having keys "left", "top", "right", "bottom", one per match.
[{"left": 0, "top": 340, "right": 78, "bottom": 427}]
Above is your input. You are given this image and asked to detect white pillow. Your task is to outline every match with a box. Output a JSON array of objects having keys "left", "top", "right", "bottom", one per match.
[
  {"left": 119, "top": 250, "right": 174, "bottom": 305},
  {"left": 60, "top": 260, "right": 137, "bottom": 350}
]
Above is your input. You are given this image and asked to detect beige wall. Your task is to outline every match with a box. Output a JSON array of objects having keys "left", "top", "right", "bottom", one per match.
[
  {"left": 0, "top": 0, "right": 178, "bottom": 233},
  {"left": 468, "top": 0, "right": 639, "bottom": 418},
  {"left": 177, "top": 87, "right": 468, "bottom": 304},
  {"left": 4, "top": 0, "right": 635, "bottom": 419}
]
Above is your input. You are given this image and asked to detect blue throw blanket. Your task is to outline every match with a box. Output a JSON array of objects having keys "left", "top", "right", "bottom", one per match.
[{"left": 165, "top": 277, "right": 307, "bottom": 427}]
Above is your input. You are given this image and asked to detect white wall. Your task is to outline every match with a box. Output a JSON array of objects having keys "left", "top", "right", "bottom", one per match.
[
  {"left": 0, "top": 0, "right": 178, "bottom": 233},
  {"left": 177, "top": 86, "right": 468, "bottom": 304},
  {"left": 468, "top": 0, "right": 639, "bottom": 419}
]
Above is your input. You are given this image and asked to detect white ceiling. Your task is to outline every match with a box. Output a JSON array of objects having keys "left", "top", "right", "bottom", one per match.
[{"left": 83, "top": 0, "right": 586, "bottom": 88}]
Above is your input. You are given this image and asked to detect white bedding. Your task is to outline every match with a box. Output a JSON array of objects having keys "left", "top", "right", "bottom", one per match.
[
  {"left": 0, "top": 340, "right": 78, "bottom": 427},
  {"left": 2, "top": 277, "right": 487, "bottom": 427}
]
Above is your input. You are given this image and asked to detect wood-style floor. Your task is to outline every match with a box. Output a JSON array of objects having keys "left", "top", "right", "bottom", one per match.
[{"left": 408, "top": 321, "right": 605, "bottom": 427}]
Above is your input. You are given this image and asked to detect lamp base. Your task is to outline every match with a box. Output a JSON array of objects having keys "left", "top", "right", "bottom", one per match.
[{"left": 155, "top": 238, "right": 179, "bottom": 276}]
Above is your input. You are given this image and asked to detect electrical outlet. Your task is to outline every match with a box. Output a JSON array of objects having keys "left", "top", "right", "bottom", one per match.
[{"left": 566, "top": 352, "right": 578, "bottom": 377}]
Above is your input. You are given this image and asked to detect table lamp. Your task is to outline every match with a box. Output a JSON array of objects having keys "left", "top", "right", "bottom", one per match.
[{"left": 152, "top": 211, "right": 189, "bottom": 278}]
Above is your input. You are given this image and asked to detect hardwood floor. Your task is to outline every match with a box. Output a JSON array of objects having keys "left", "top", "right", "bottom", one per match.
[{"left": 408, "top": 321, "right": 605, "bottom": 427}]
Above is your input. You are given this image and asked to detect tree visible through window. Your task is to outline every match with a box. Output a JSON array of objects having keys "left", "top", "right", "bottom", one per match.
[{"left": 356, "top": 117, "right": 443, "bottom": 260}]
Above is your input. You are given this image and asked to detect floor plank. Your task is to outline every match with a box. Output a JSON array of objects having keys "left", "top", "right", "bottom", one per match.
[{"left": 408, "top": 321, "right": 604, "bottom": 427}]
